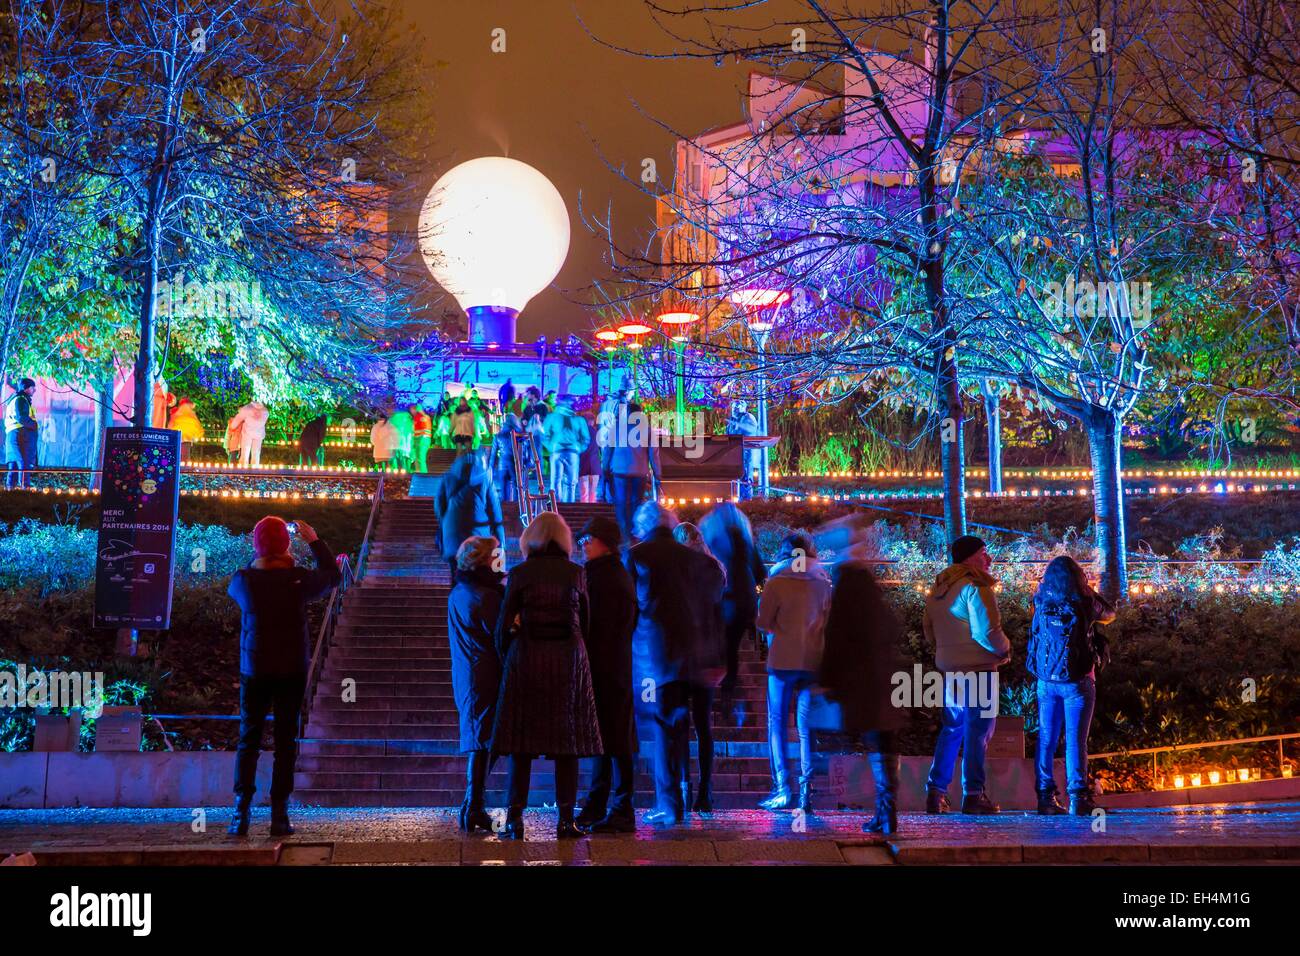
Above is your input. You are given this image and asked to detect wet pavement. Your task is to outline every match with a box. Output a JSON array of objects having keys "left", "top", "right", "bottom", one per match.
[{"left": 2, "top": 803, "right": 1298, "bottom": 865}]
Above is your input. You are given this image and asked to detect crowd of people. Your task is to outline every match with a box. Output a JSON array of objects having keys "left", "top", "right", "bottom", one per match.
[
  {"left": 216, "top": 379, "right": 1115, "bottom": 839},
  {"left": 425, "top": 495, "right": 1117, "bottom": 839}
]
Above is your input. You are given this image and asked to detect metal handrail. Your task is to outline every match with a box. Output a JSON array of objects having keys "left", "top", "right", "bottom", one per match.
[
  {"left": 1091, "top": 731, "right": 1300, "bottom": 789},
  {"left": 354, "top": 472, "right": 385, "bottom": 580},
  {"left": 300, "top": 474, "right": 382, "bottom": 726},
  {"left": 1091, "top": 731, "right": 1300, "bottom": 761},
  {"left": 301, "top": 554, "right": 355, "bottom": 727},
  {"left": 510, "top": 430, "right": 555, "bottom": 526}
]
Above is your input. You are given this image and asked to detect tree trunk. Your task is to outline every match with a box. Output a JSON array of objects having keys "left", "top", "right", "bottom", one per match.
[
  {"left": 132, "top": 185, "right": 163, "bottom": 430},
  {"left": 938, "top": 335, "right": 967, "bottom": 543},
  {"left": 983, "top": 386, "right": 1003, "bottom": 494},
  {"left": 89, "top": 378, "right": 116, "bottom": 491},
  {"left": 1085, "top": 405, "right": 1128, "bottom": 603}
]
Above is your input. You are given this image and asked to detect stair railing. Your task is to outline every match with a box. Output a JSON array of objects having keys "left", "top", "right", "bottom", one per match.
[
  {"left": 301, "top": 472, "right": 383, "bottom": 728},
  {"left": 511, "top": 430, "right": 556, "bottom": 526}
]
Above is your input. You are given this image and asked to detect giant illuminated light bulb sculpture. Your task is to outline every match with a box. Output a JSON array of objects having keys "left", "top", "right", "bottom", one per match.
[{"left": 419, "top": 156, "right": 570, "bottom": 346}]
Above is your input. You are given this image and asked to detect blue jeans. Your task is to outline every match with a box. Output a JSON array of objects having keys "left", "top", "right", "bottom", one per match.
[
  {"left": 550, "top": 450, "right": 579, "bottom": 503},
  {"left": 4, "top": 428, "right": 36, "bottom": 490},
  {"left": 609, "top": 475, "right": 646, "bottom": 541},
  {"left": 1035, "top": 677, "right": 1096, "bottom": 795},
  {"left": 926, "top": 692, "right": 998, "bottom": 796},
  {"left": 495, "top": 467, "right": 516, "bottom": 504},
  {"left": 766, "top": 670, "right": 815, "bottom": 791}
]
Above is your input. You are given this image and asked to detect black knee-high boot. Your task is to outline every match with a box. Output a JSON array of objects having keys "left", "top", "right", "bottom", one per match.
[
  {"left": 459, "top": 750, "right": 494, "bottom": 833},
  {"left": 501, "top": 755, "right": 530, "bottom": 840},
  {"left": 863, "top": 752, "right": 900, "bottom": 834}
]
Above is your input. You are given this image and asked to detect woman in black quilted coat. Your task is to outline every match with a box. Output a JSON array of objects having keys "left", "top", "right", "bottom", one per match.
[{"left": 491, "top": 511, "right": 602, "bottom": 840}]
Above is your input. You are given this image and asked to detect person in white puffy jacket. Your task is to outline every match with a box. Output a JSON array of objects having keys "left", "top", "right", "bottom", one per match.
[
  {"left": 754, "top": 532, "right": 833, "bottom": 813},
  {"left": 231, "top": 401, "right": 269, "bottom": 466},
  {"left": 370, "top": 416, "right": 399, "bottom": 470},
  {"left": 922, "top": 534, "right": 1011, "bottom": 817}
]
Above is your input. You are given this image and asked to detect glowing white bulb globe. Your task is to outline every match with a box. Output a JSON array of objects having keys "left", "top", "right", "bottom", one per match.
[{"left": 419, "top": 157, "right": 570, "bottom": 343}]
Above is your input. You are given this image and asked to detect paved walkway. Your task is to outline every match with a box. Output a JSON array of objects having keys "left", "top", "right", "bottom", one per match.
[{"left": 3, "top": 802, "right": 1298, "bottom": 865}]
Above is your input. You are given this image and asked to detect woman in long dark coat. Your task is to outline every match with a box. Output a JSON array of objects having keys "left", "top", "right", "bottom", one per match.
[
  {"left": 491, "top": 512, "right": 603, "bottom": 840},
  {"left": 574, "top": 516, "right": 639, "bottom": 832},
  {"left": 447, "top": 536, "right": 505, "bottom": 833},
  {"left": 818, "top": 525, "right": 907, "bottom": 834}
]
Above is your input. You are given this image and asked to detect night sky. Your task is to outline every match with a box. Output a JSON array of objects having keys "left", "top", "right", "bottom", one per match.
[{"left": 408, "top": 0, "right": 793, "bottom": 339}]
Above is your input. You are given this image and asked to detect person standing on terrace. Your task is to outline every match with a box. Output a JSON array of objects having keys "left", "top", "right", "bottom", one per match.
[
  {"left": 923, "top": 535, "right": 1011, "bottom": 816},
  {"left": 226, "top": 517, "right": 340, "bottom": 837}
]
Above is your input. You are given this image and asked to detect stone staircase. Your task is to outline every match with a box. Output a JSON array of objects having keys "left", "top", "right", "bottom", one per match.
[{"left": 295, "top": 488, "right": 818, "bottom": 809}]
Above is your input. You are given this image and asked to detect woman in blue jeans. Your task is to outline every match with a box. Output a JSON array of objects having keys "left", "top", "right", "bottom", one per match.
[{"left": 1029, "top": 556, "right": 1115, "bottom": 816}]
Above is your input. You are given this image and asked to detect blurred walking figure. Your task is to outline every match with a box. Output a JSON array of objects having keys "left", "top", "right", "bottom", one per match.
[
  {"left": 435, "top": 453, "right": 505, "bottom": 579},
  {"left": 410, "top": 404, "right": 432, "bottom": 473},
  {"left": 448, "top": 536, "right": 505, "bottom": 833},
  {"left": 673, "top": 521, "right": 727, "bottom": 811},
  {"left": 226, "top": 517, "right": 340, "bottom": 837},
  {"left": 491, "top": 513, "right": 602, "bottom": 841},
  {"left": 231, "top": 399, "right": 269, "bottom": 466},
  {"left": 923, "top": 535, "right": 1011, "bottom": 816},
  {"left": 167, "top": 397, "right": 204, "bottom": 460},
  {"left": 601, "top": 400, "right": 661, "bottom": 541},
  {"left": 596, "top": 383, "right": 631, "bottom": 504},
  {"left": 817, "top": 520, "right": 907, "bottom": 834},
  {"left": 578, "top": 410, "right": 601, "bottom": 502},
  {"left": 387, "top": 406, "right": 414, "bottom": 471},
  {"left": 3, "top": 377, "right": 37, "bottom": 490},
  {"left": 1028, "top": 556, "right": 1116, "bottom": 816},
  {"left": 297, "top": 413, "right": 328, "bottom": 467},
  {"left": 725, "top": 400, "right": 760, "bottom": 498},
  {"left": 626, "top": 502, "right": 725, "bottom": 826},
  {"left": 451, "top": 398, "right": 476, "bottom": 458},
  {"left": 369, "top": 415, "right": 399, "bottom": 471},
  {"left": 755, "top": 533, "right": 833, "bottom": 812},
  {"left": 575, "top": 517, "right": 639, "bottom": 833},
  {"left": 543, "top": 396, "right": 590, "bottom": 503},
  {"left": 700, "top": 502, "right": 767, "bottom": 721},
  {"left": 223, "top": 414, "right": 243, "bottom": 465},
  {"left": 490, "top": 412, "right": 525, "bottom": 503}
]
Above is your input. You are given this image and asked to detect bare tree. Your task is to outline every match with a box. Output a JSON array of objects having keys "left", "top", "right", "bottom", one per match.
[
  {"left": 593, "top": 0, "right": 1041, "bottom": 542},
  {"left": 43, "top": 0, "right": 432, "bottom": 428}
]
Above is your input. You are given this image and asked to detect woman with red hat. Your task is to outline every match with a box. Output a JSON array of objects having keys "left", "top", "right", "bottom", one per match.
[{"left": 226, "top": 516, "right": 340, "bottom": 837}]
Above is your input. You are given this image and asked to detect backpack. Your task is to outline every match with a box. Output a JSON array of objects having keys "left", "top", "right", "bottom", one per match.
[{"left": 1027, "top": 599, "right": 1094, "bottom": 682}]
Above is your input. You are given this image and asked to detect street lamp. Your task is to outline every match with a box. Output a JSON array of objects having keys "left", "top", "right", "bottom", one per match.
[
  {"left": 731, "top": 288, "right": 790, "bottom": 497},
  {"left": 594, "top": 327, "right": 623, "bottom": 395},
  {"left": 657, "top": 310, "right": 700, "bottom": 433},
  {"left": 616, "top": 321, "right": 652, "bottom": 395}
]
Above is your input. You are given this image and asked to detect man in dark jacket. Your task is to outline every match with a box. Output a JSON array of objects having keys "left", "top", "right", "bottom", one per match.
[
  {"left": 226, "top": 516, "right": 340, "bottom": 837},
  {"left": 600, "top": 401, "right": 662, "bottom": 541},
  {"left": 4, "top": 377, "right": 38, "bottom": 491},
  {"left": 576, "top": 516, "right": 639, "bottom": 833},
  {"left": 625, "top": 502, "right": 725, "bottom": 826},
  {"left": 435, "top": 453, "right": 505, "bottom": 575}
]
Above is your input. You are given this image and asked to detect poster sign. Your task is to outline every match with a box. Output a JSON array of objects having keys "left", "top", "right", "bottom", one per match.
[{"left": 93, "top": 427, "right": 182, "bottom": 629}]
